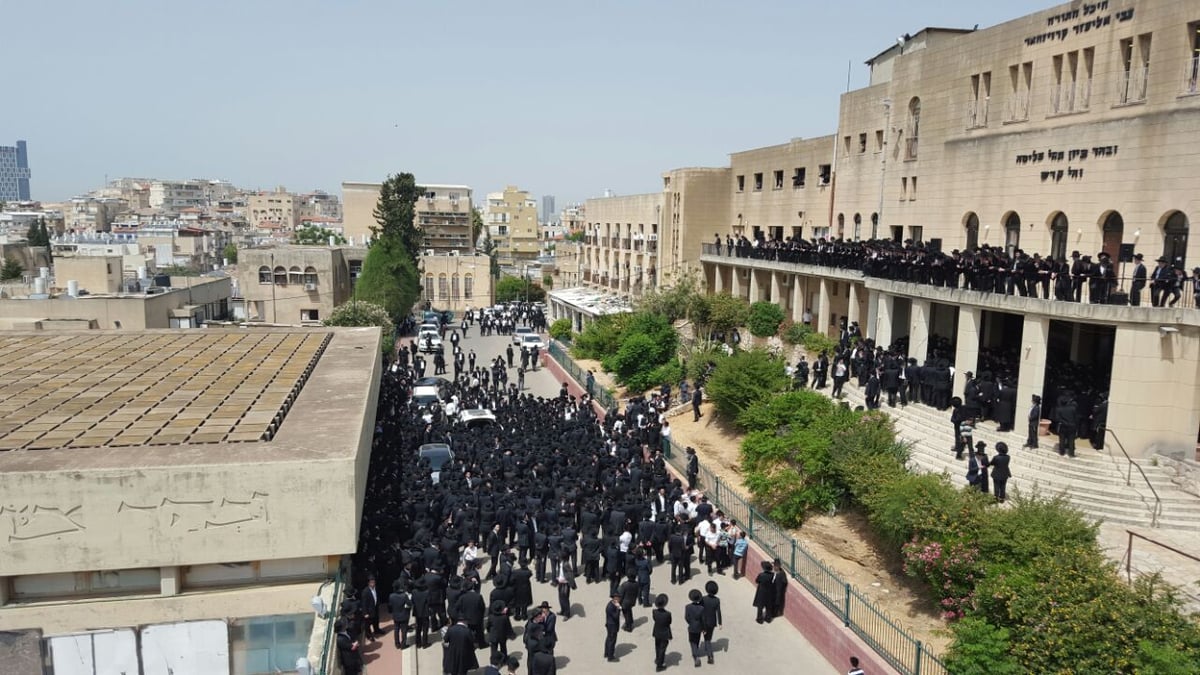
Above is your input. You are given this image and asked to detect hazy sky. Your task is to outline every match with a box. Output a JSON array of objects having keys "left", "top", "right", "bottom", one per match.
[{"left": 6, "top": 0, "right": 1052, "bottom": 207}]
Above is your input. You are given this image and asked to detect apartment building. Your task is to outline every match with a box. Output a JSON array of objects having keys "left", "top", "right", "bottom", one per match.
[
  {"left": 341, "top": 181, "right": 473, "bottom": 252},
  {"left": 148, "top": 180, "right": 206, "bottom": 213},
  {"left": 485, "top": 185, "right": 540, "bottom": 266},
  {"left": 418, "top": 252, "right": 494, "bottom": 313},
  {"left": 0, "top": 140, "right": 31, "bottom": 201},
  {"left": 248, "top": 187, "right": 299, "bottom": 232}
]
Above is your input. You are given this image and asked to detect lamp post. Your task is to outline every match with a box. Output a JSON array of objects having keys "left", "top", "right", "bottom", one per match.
[{"left": 875, "top": 98, "right": 892, "bottom": 240}]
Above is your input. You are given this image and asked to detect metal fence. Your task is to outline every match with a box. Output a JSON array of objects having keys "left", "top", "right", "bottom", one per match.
[
  {"left": 545, "top": 342, "right": 949, "bottom": 675},
  {"left": 547, "top": 340, "right": 618, "bottom": 411},
  {"left": 317, "top": 561, "right": 347, "bottom": 675}
]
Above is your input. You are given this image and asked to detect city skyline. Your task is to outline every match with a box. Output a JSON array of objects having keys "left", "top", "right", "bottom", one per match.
[{"left": 7, "top": 0, "right": 1049, "bottom": 207}]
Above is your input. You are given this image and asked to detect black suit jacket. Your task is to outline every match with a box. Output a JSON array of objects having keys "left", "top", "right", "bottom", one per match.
[
  {"left": 651, "top": 607, "right": 673, "bottom": 639},
  {"left": 361, "top": 586, "right": 380, "bottom": 617}
]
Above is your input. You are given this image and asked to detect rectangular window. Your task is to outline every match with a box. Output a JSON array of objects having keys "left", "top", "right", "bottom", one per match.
[
  {"left": 753, "top": 172, "right": 763, "bottom": 191},
  {"left": 773, "top": 170, "right": 784, "bottom": 190},
  {"left": 1186, "top": 21, "right": 1200, "bottom": 95},
  {"left": 843, "top": 135, "right": 852, "bottom": 156},
  {"left": 910, "top": 176, "right": 917, "bottom": 201},
  {"left": 900, "top": 177, "right": 908, "bottom": 200},
  {"left": 736, "top": 175, "right": 745, "bottom": 192},
  {"left": 438, "top": 276, "right": 449, "bottom": 299},
  {"left": 1080, "top": 47, "right": 1095, "bottom": 109},
  {"left": 451, "top": 275, "right": 460, "bottom": 299},
  {"left": 817, "top": 164, "right": 831, "bottom": 186},
  {"left": 1117, "top": 34, "right": 1151, "bottom": 104},
  {"left": 858, "top": 133, "right": 867, "bottom": 153},
  {"left": 464, "top": 275, "right": 473, "bottom": 299},
  {"left": 792, "top": 167, "right": 806, "bottom": 188},
  {"left": 875, "top": 129, "right": 884, "bottom": 152},
  {"left": 910, "top": 225, "right": 923, "bottom": 243},
  {"left": 301, "top": 309, "right": 319, "bottom": 321},
  {"left": 1007, "top": 62, "right": 1033, "bottom": 121}
]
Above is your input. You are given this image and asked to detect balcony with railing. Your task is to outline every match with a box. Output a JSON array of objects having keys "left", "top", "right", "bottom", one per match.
[
  {"left": 1116, "top": 64, "right": 1149, "bottom": 105},
  {"left": 965, "top": 98, "right": 989, "bottom": 129},
  {"left": 1005, "top": 91, "right": 1030, "bottom": 122},
  {"left": 1183, "top": 56, "right": 1200, "bottom": 96},
  {"left": 620, "top": 238, "right": 631, "bottom": 250}
]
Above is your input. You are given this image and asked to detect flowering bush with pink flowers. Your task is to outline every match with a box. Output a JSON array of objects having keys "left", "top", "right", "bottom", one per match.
[{"left": 901, "top": 538, "right": 981, "bottom": 620}]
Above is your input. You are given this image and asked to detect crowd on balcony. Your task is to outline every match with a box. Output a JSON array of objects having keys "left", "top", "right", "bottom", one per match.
[{"left": 711, "top": 232, "right": 1199, "bottom": 308}]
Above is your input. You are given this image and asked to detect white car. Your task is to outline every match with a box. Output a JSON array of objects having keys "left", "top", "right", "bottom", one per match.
[
  {"left": 512, "top": 326, "right": 534, "bottom": 345},
  {"left": 458, "top": 408, "right": 498, "bottom": 429},
  {"left": 417, "top": 324, "right": 442, "bottom": 352},
  {"left": 519, "top": 334, "right": 546, "bottom": 353}
]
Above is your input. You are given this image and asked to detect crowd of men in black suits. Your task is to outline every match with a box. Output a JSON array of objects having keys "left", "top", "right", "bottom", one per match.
[
  {"left": 335, "top": 319, "right": 767, "bottom": 674},
  {"left": 715, "top": 233, "right": 1198, "bottom": 308}
]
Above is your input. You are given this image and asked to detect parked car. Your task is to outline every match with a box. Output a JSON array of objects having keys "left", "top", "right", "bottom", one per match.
[
  {"left": 458, "top": 408, "right": 498, "bottom": 429},
  {"left": 512, "top": 326, "right": 534, "bottom": 345},
  {"left": 417, "top": 324, "right": 442, "bottom": 352},
  {"left": 519, "top": 334, "right": 546, "bottom": 353},
  {"left": 418, "top": 443, "right": 454, "bottom": 484},
  {"left": 411, "top": 377, "right": 448, "bottom": 406}
]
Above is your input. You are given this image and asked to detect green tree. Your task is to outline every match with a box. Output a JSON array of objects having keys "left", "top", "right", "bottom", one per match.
[
  {"left": 549, "top": 318, "right": 573, "bottom": 342},
  {"left": 637, "top": 271, "right": 708, "bottom": 324},
  {"left": 495, "top": 275, "right": 546, "bottom": 303},
  {"left": 355, "top": 237, "right": 420, "bottom": 320},
  {"left": 26, "top": 218, "right": 50, "bottom": 247},
  {"left": 1, "top": 257, "right": 24, "bottom": 281},
  {"left": 294, "top": 225, "right": 347, "bottom": 245},
  {"left": 222, "top": 243, "right": 238, "bottom": 264},
  {"left": 704, "top": 348, "right": 787, "bottom": 420},
  {"left": 372, "top": 173, "right": 424, "bottom": 265},
  {"left": 746, "top": 300, "right": 786, "bottom": 337},
  {"left": 471, "top": 207, "right": 484, "bottom": 248},
  {"left": 599, "top": 312, "right": 678, "bottom": 393},
  {"left": 565, "top": 230, "right": 585, "bottom": 243},
  {"left": 702, "top": 293, "right": 749, "bottom": 339},
  {"left": 482, "top": 232, "right": 500, "bottom": 280},
  {"left": 323, "top": 300, "right": 395, "bottom": 352}
]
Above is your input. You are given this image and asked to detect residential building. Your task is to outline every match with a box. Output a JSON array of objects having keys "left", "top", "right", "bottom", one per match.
[
  {"left": 0, "top": 327, "right": 378, "bottom": 672},
  {"left": 0, "top": 140, "right": 31, "bottom": 202},
  {"left": 685, "top": 0, "right": 1200, "bottom": 459},
  {"left": 0, "top": 275, "right": 231, "bottom": 330},
  {"left": 486, "top": 185, "right": 540, "bottom": 267},
  {"left": 552, "top": 240, "right": 582, "bottom": 289},
  {"left": 541, "top": 195, "right": 556, "bottom": 225},
  {"left": 418, "top": 252, "right": 494, "bottom": 313},
  {"left": 580, "top": 192, "right": 661, "bottom": 297},
  {"left": 236, "top": 245, "right": 367, "bottom": 325},
  {"left": 341, "top": 181, "right": 473, "bottom": 253},
  {"left": 148, "top": 180, "right": 206, "bottom": 213},
  {"left": 248, "top": 187, "right": 300, "bottom": 232},
  {"left": 560, "top": 204, "right": 585, "bottom": 236}
]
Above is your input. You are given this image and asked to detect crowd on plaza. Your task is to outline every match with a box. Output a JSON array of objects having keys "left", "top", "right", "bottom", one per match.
[
  {"left": 714, "top": 232, "right": 1200, "bottom": 307},
  {"left": 333, "top": 307, "right": 792, "bottom": 675}
]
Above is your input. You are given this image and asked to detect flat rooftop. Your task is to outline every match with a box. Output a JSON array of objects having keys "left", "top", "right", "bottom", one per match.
[{"left": 0, "top": 331, "right": 329, "bottom": 451}]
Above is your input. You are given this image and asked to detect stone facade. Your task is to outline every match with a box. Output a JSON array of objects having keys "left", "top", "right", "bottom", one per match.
[{"left": 237, "top": 245, "right": 367, "bottom": 325}]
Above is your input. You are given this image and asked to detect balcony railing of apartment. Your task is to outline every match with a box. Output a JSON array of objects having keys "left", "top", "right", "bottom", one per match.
[
  {"left": 610, "top": 237, "right": 619, "bottom": 249},
  {"left": 1005, "top": 92, "right": 1030, "bottom": 122},
  {"left": 647, "top": 242, "right": 658, "bottom": 253},
  {"left": 965, "top": 98, "right": 989, "bottom": 128},
  {"left": 621, "top": 238, "right": 631, "bottom": 250},
  {"left": 1116, "top": 64, "right": 1149, "bottom": 104},
  {"left": 633, "top": 240, "right": 643, "bottom": 251},
  {"left": 1183, "top": 55, "right": 1200, "bottom": 96}
]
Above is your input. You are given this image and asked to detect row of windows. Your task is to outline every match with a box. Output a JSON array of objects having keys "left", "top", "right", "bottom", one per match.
[
  {"left": 422, "top": 273, "right": 474, "bottom": 301},
  {"left": 736, "top": 165, "right": 833, "bottom": 193},
  {"left": 257, "top": 265, "right": 318, "bottom": 286}
]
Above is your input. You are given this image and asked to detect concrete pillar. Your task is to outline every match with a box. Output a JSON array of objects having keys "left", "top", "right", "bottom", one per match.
[
  {"left": 713, "top": 264, "right": 724, "bottom": 294},
  {"left": 909, "top": 299, "right": 932, "bottom": 361},
  {"left": 1016, "top": 315, "right": 1050, "bottom": 431},
  {"left": 873, "top": 292, "right": 894, "bottom": 348},
  {"left": 866, "top": 288, "right": 880, "bottom": 339},
  {"left": 1106, "top": 325, "right": 1200, "bottom": 458},
  {"left": 730, "top": 265, "right": 742, "bottom": 299},
  {"left": 847, "top": 283, "right": 861, "bottom": 326},
  {"left": 749, "top": 269, "right": 761, "bottom": 303},
  {"left": 817, "top": 278, "right": 832, "bottom": 336},
  {"left": 954, "top": 306, "right": 983, "bottom": 395},
  {"left": 771, "top": 272, "right": 783, "bottom": 308},
  {"left": 161, "top": 566, "right": 181, "bottom": 596},
  {"left": 791, "top": 277, "right": 807, "bottom": 323}
]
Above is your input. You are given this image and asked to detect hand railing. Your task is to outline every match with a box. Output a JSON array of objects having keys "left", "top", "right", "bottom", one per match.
[
  {"left": 1105, "top": 428, "right": 1163, "bottom": 528},
  {"left": 317, "top": 560, "right": 346, "bottom": 675}
]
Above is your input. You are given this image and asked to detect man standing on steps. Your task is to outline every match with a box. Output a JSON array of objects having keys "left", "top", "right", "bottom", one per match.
[
  {"left": 1024, "top": 395, "right": 1042, "bottom": 449},
  {"left": 991, "top": 442, "right": 1012, "bottom": 503}
]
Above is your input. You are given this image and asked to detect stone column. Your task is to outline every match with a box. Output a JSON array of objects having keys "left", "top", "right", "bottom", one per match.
[
  {"left": 713, "top": 263, "right": 724, "bottom": 294},
  {"left": 161, "top": 566, "right": 181, "bottom": 596},
  {"left": 954, "top": 306, "right": 983, "bottom": 395},
  {"left": 771, "top": 272, "right": 784, "bottom": 309},
  {"left": 847, "top": 283, "right": 861, "bottom": 326},
  {"left": 1015, "top": 315, "right": 1049, "bottom": 430},
  {"left": 818, "top": 278, "right": 832, "bottom": 336},
  {"left": 730, "top": 264, "right": 742, "bottom": 299},
  {"left": 749, "top": 269, "right": 761, "bottom": 303},
  {"left": 908, "top": 298, "right": 932, "bottom": 361},
  {"left": 873, "top": 291, "right": 895, "bottom": 348},
  {"left": 792, "top": 276, "right": 807, "bottom": 323}
]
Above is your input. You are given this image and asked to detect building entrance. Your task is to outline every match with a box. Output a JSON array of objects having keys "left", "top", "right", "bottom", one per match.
[{"left": 1043, "top": 320, "right": 1115, "bottom": 448}]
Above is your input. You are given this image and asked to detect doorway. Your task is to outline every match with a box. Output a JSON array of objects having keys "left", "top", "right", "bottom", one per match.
[
  {"left": 1102, "top": 211, "right": 1124, "bottom": 260},
  {"left": 1004, "top": 212, "right": 1022, "bottom": 256},
  {"left": 1163, "top": 211, "right": 1188, "bottom": 268},
  {"left": 1050, "top": 212, "right": 1068, "bottom": 260}
]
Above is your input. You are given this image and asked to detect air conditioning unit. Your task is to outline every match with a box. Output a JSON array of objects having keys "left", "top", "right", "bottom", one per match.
[
  {"left": 304, "top": 283, "right": 317, "bottom": 291},
  {"left": 647, "top": 234, "right": 658, "bottom": 241}
]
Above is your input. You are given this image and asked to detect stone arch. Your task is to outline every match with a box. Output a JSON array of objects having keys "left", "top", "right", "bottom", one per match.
[
  {"left": 1047, "top": 211, "right": 1069, "bottom": 260},
  {"left": 1099, "top": 210, "right": 1124, "bottom": 260},
  {"left": 963, "top": 212, "right": 980, "bottom": 251},
  {"left": 1160, "top": 210, "right": 1189, "bottom": 268}
]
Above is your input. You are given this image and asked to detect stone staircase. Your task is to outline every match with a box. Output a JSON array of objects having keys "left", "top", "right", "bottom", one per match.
[{"left": 825, "top": 382, "right": 1200, "bottom": 531}]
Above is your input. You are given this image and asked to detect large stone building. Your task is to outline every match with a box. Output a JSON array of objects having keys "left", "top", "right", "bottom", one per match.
[
  {"left": 247, "top": 187, "right": 300, "bottom": 232},
  {"left": 419, "top": 252, "right": 494, "bottom": 313},
  {"left": 0, "top": 327, "right": 379, "bottom": 672},
  {"left": 0, "top": 140, "right": 31, "bottom": 202},
  {"left": 485, "top": 185, "right": 540, "bottom": 267},
  {"left": 0, "top": 275, "right": 231, "bottom": 330},
  {"left": 636, "top": 0, "right": 1198, "bottom": 460},
  {"left": 342, "top": 181, "right": 474, "bottom": 253},
  {"left": 236, "top": 245, "right": 367, "bottom": 325}
]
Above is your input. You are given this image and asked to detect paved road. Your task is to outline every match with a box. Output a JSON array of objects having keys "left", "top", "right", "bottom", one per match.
[{"left": 367, "top": 327, "right": 834, "bottom": 674}]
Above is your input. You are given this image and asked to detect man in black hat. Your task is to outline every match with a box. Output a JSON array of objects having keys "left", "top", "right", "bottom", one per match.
[
  {"left": 1069, "top": 251, "right": 1085, "bottom": 302},
  {"left": 1130, "top": 253, "right": 1147, "bottom": 306},
  {"left": 1090, "top": 251, "right": 1116, "bottom": 304},
  {"left": 1151, "top": 256, "right": 1173, "bottom": 307},
  {"left": 603, "top": 592, "right": 622, "bottom": 662}
]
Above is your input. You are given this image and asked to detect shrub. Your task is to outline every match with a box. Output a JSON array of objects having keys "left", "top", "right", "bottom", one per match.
[
  {"left": 594, "top": 312, "right": 678, "bottom": 393},
  {"left": 970, "top": 493, "right": 1098, "bottom": 572},
  {"left": 735, "top": 389, "right": 834, "bottom": 433},
  {"left": 549, "top": 318, "right": 573, "bottom": 342},
  {"left": 902, "top": 537, "right": 983, "bottom": 620},
  {"left": 704, "top": 349, "right": 787, "bottom": 421},
  {"left": 779, "top": 320, "right": 811, "bottom": 346},
  {"left": 746, "top": 301, "right": 786, "bottom": 338},
  {"left": 801, "top": 330, "right": 836, "bottom": 355},
  {"left": 702, "top": 293, "right": 749, "bottom": 338},
  {"left": 572, "top": 314, "right": 627, "bottom": 360},
  {"left": 943, "top": 618, "right": 1023, "bottom": 675},
  {"left": 862, "top": 473, "right": 987, "bottom": 548}
]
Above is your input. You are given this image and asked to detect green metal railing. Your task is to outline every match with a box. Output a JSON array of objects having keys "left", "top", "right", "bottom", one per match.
[
  {"left": 549, "top": 343, "right": 949, "bottom": 675},
  {"left": 547, "top": 340, "right": 617, "bottom": 411},
  {"left": 317, "top": 560, "right": 347, "bottom": 675}
]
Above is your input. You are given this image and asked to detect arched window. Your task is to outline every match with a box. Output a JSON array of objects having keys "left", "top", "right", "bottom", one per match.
[
  {"left": 273, "top": 266, "right": 287, "bottom": 285},
  {"left": 451, "top": 273, "right": 460, "bottom": 299},
  {"left": 853, "top": 213, "right": 862, "bottom": 241},
  {"left": 288, "top": 266, "right": 303, "bottom": 284},
  {"left": 1162, "top": 211, "right": 1189, "bottom": 268},
  {"left": 1004, "top": 212, "right": 1021, "bottom": 256},
  {"left": 906, "top": 97, "right": 921, "bottom": 159},
  {"left": 424, "top": 274, "right": 434, "bottom": 301},
  {"left": 464, "top": 274, "right": 474, "bottom": 299},
  {"left": 303, "top": 266, "right": 318, "bottom": 286},
  {"left": 258, "top": 266, "right": 271, "bottom": 284},
  {"left": 870, "top": 212, "right": 879, "bottom": 239},
  {"left": 1101, "top": 211, "right": 1123, "bottom": 260},
  {"left": 438, "top": 274, "right": 449, "bottom": 299},
  {"left": 1049, "top": 212, "right": 1069, "bottom": 260},
  {"left": 837, "top": 213, "right": 845, "bottom": 239},
  {"left": 964, "top": 212, "right": 980, "bottom": 251}
]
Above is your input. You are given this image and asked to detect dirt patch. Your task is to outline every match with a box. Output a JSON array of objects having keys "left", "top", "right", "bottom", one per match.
[{"left": 671, "top": 398, "right": 951, "bottom": 655}]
